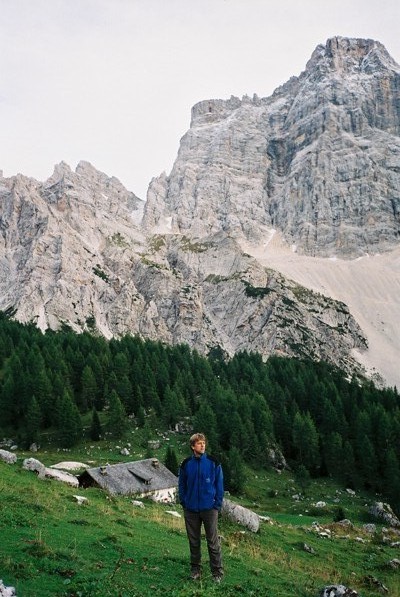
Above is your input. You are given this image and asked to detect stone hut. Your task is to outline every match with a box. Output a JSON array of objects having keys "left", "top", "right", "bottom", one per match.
[{"left": 78, "top": 458, "right": 177, "bottom": 502}]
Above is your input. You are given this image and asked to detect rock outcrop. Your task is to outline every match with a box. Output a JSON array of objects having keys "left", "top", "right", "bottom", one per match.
[
  {"left": 144, "top": 37, "right": 400, "bottom": 259},
  {"left": 369, "top": 502, "right": 400, "bottom": 528},
  {"left": 0, "top": 161, "right": 144, "bottom": 337}
]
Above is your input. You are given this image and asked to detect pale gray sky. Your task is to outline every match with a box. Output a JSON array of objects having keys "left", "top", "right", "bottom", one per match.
[{"left": 1, "top": 0, "right": 399, "bottom": 198}]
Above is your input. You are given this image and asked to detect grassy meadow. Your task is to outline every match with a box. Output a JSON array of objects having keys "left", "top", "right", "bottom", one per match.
[{"left": 1, "top": 431, "right": 399, "bottom": 597}]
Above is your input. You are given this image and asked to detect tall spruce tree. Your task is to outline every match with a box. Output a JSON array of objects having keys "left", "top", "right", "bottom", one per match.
[
  {"left": 79, "top": 365, "right": 98, "bottom": 413},
  {"left": 220, "top": 447, "right": 246, "bottom": 494},
  {"left": 90, "top": 407, "right": 102, "bottom": 441},
  {"left": 24, "top": 396, "right": 42, "bottom": 445},
  {"left": 292, "top": 411, "right": 320, "bottom": 474},
  {"left": 383, "top": 448, "right": 400, "bottom": 514},
  {"left": 323, "top": 432, "right": 343, "bottom": 478},
  {"left": 165, "top": 445, "right": 179, "bottom": 476},
  {"left": 193, "top": 401, "right": 218, "bottom": 452},
  {"left": 56, "top": 389, "right": 83, "bottom": 448},
  {"left": 107, "top": 389, "right": 127, "bottom": 437}
]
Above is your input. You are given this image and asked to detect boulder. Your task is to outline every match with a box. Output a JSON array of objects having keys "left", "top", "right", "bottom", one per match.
[
  {"left": 221, "top": 498, "right": 260, "bottom": 533},
  {"left": 303, "top": 543, "right": 316, "bottom": 554},
  {"left": 22, "top": 457, "right": 79, "bottom": 486},
  {"left": 320, "top": 585, "right": 358, "bottom": 597},
  {"left": 267, "top": 445, "right": 288, "bottom": 470},
  {"left": 22, "top": 457, "right": 46, "bottom": 476},
  {"left": 369, "top": 502, "right": 400, "bottom": 528},
  {"left": 0, "top": 450, "right": 17, "bottom": 464},
  {"left": 50, "top": 461, "right": 88, "bottom": 471},
  {"left": 364, "top": 575, "right": 388, "bottom": 593},
  {"left": 0, "top": 580, "right": 17, "bottom": 597},
  {"left": 43, "top": 468, "right": 79, "bottom": 487},
  {"left": 335, "top": 519, "right": 354, "bottom": 528},
  {"left": 131, "top": 500, "right": 145, "bottom": 508}
]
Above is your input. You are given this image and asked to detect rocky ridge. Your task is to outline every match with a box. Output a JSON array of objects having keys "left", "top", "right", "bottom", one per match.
[
  {"left": 1, "top": 37, "right": 400, "bottom": 386},
  {"left": 144, "top": 37, "right": 400, "bottom": 258}
]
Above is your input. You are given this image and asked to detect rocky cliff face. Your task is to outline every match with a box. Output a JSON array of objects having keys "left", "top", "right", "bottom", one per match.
[
  {"left": 1, "top": 37, "right": 400, "bottom": 386},
  {"left": 0, "top": 161, "right": 145, "bottom": 335},
  {"left": 144, "top": 37, "right": 400, "bottom": 258}
]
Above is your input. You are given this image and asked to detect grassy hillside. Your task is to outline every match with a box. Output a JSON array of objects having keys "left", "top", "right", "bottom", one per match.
[{"left": 1, "top": 434, "right": 399, "bottom": 597}]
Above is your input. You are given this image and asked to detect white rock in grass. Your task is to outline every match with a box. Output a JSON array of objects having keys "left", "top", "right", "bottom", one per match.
[
  {"left": 43, "top": 468, "right": 79, "bottom": 487},
  {"left": 0, "top": 580, "right": 17, "bottom": 596},
  {"left": 0, "top": 450, "right": 17, "bottom": 464},
  {"left": 50, "top": 461, "right": 88, "bottom": 471},
  {"left": 131, "top": 500, "right": 145, "bottom": 508},
  {"left": 73, "top": 495, "right": 88, "bottom": 505},
  {"left": 165, "top": 510, "right": 182, "bottom": 518},
  {"left": 320, "top": 585, "right": 358, "bottom": 596},
  {"left": 22, "top": 458, "right": 46, "bottom": 476}
]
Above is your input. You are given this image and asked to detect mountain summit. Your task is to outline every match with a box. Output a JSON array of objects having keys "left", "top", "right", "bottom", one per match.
[
  {"left": 144, "top": 36, "right": 400, "bottom": 258},
  {"left": 1, "top": 37, "right": 399, "bottom": 387}
]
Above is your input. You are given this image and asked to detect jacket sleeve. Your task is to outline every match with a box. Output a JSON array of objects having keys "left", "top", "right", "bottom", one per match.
[
  {"left": 213, "top": 463, "right": 224, "bottom": 510},
  {"left": 178, "top": 462, "right": 187, "bottom": 508}
]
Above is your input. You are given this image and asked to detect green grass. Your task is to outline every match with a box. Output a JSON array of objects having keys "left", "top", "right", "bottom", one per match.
[{"left": 1, "top": 439, "right": 400, "bottom": 597}]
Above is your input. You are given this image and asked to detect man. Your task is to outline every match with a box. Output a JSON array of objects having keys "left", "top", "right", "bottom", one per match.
[{"left": 178, "top": 432, "right": 224, "bottom": 582}]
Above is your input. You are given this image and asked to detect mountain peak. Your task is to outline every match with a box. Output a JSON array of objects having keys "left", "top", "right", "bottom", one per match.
[{"left": 306, "top": 36, "right": 400, "bottom": 77}]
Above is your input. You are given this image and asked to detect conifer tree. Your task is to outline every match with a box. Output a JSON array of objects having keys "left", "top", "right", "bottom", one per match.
[
  {"left": 357, "top": 435, "right": 378, "bottom": 489},
  {"left": 341, "top": 440, "right": 357, "bottom": 487},
  {"left": 56, "top": 389, "right": 83, "bottom": 448},
  {"left": 107, "top": 389, "right": 127, "bottom": 437},
  {"left": 90, "top": 407, "right": 102, "bottom": 441},
  {"left": 292, "top": 411, "right": 320, "bottom": 474},
  {"left": 0, "top": 375, "right": 17, "bottom": 425},
  {"left": 115, "top": 374, "right": 133, "bottom": 414},
  {"left": 2, "top": 352, "right": 27, "bottom": 423},
  {"left": 220, "top": 447, "right": 246, "bottom": 493},
  {"left": 35, "top": 368, "right": 54, "bottom": 427},
  {"left": 24, "top": 396, "right": 42, "bottom": 445},
  {"left": 137, "top": 405, "right": 146, "bottom": 427},
  {"left": 112, "top": 351, "right": 130, "bottom": 379},
  {"left": 79, "top": 365, "right": 98, "bottom": 413},
  {"left": 323, "top": 432, "right": 343, "bottom": 478},
  {"left": 193, "top": 401, "right": 218, "bottom": 451},
  {"left": 383, "top": 448, "right": 400, "bottom": 514},
  {"left": 165, "top": 445, "right": 179, "bottom": 476},
  {"left": 295, "top": 463, "right": 311, "bottom": 495}
]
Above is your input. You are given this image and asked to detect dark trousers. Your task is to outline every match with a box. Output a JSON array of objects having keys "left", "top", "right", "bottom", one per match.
[{"left": 183, "top": 508, "right": 223, "bottom": 575}]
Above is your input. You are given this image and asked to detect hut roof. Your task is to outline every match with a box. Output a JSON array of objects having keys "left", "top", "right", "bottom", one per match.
[{"left": 78, "top": 458, "right": 178, "bottom": 496}]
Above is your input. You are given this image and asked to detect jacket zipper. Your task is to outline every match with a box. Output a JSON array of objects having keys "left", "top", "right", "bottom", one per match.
[{"left": 197, "top": 457, "right": 200, "bottom": 511}]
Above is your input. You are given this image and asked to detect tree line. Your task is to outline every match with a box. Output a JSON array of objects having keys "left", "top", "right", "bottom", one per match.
[{"left": 0, "top": 313, "right": 399, "bottom": 512}]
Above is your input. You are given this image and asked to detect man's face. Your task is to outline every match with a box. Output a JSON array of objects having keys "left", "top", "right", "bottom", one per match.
[{"left": 192, "top": 439, "right": 206, "bottom": 456}]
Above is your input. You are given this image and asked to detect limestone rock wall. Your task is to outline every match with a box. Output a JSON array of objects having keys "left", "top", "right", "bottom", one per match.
[{"left": 143, "top": 37, "right": 400, "bottom": 258}]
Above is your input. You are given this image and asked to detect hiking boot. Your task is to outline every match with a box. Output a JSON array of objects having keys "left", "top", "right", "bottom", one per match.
[
  {"left": 190, "top": 571, "right": 201, "bottom": 580},
  {"left": 212, "top": 574, "right": 223, "bottom": 583}
]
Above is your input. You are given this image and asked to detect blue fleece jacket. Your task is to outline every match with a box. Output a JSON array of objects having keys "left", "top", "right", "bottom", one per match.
[{"left": 178, "top": 453, "right": 224, "bottom": 512}]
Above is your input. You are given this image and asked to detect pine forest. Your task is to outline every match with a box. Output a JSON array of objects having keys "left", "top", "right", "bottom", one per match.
[{"left": 0, "top": 311, "right": 399, "bottom": 515}]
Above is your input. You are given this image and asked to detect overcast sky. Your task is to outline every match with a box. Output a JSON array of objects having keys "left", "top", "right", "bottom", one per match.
[{"left": 1, "top": 0, "right": 399, "bottom": 199}]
